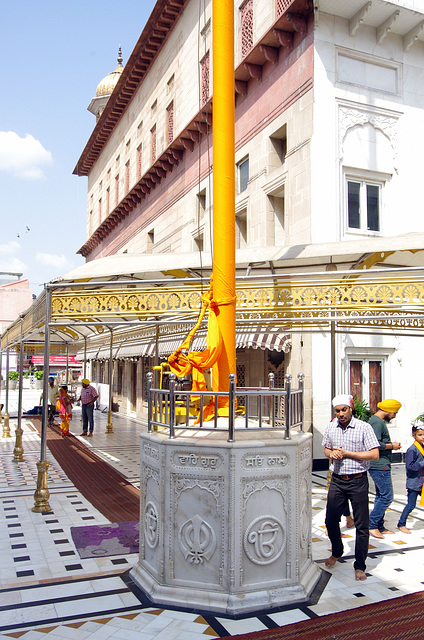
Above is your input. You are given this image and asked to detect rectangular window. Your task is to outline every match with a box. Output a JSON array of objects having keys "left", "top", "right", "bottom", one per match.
[
  {"left": 115, "top": 174, "right": 120, "bottom": 206},
  {"left": 106, "top": 187, "right": 110, "bottom": 215},
  {"left": 147, "top": 229, "right": 154, "bottom": 253},
  {"left": 236, "top": 209, "right": 247, "bottom": 248},
  {"left": 349, "top": 359, "right": 382, "bottom": 413},
  {"left": 197, "top": 188, "right": 206, "bottom": 221},
  {"left": 167, "top": 74, "right": 175, "bottom": 94},
  {"left": 194, "top": 234, "right": 204, "bottom": 252},
  {"left": 269, "top": 125, "right": 287, "bottom": 169},
  {"left": 125, "top": 160, "right": 130, "bottom": 193},
  {"left": 347, "top": 178, "right": 381, "bottom": 233},
  {"left": 151, "top": 125, "right": 157, "bottom": 163},
  {"left": 166, "top": 101, "right": 174, "bottom": 146},
  {"left": 237, "top": 157, "right": 249, "bottom": 193},
  {"left": 136, "top": 144, "right": 142, "bottom": 180}
]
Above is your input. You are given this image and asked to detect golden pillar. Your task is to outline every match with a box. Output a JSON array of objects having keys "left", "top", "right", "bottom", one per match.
[
  {"left": 106, "top": 409, "right": 114, "bottom": 434},
  {"left": 12, "top": 425, "right": 24, "bottom": 462},
  {"left": 2, "top": 413, "right": 10, "bottom": 437},
  {"left": 32, "top": 460, "right": 51, "bottom": 512}
]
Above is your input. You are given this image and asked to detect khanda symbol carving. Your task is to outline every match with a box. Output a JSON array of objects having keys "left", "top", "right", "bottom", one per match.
[
  {"left": 178, "top": 514, "right": 217, "bottom": 564},
  {"left": 244, "top": 515, "right": 285, "bottom": 565}
]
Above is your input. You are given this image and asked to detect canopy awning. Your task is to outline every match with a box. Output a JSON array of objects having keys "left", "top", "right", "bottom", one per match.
[
  {"left": 75, "top": 327, "right": 291, "bottom": 360},
  {"left": 56, "top": 232, "right": 424, "bottom": 284},
  {"left": 3, "top": 236, "right": 424, "bottom": 354}
]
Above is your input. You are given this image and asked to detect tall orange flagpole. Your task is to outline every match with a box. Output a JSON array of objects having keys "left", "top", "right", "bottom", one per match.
[{"left": 212, "top": 0, "right": 236, "bottom": 394}]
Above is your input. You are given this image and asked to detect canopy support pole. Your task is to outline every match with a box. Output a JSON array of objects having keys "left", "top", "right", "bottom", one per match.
[
  {"left": 3, "top": 332, "right": 10, "bottom": 436},
  {"left": 106, "top": 329, "right": 114, "bottom": 433},
  {"left": 12, "top": 318, "right": 25, "bottom": 462},
  {"left": 32, "top": 286, "right": 52, "bottom": 512}
]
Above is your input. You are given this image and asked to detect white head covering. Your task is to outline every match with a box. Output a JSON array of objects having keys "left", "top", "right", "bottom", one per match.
[{"left": 332, "top": 394, "right": 353, "bottom": 408}]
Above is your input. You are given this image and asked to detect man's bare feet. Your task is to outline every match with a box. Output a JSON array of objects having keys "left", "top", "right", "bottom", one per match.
[
  {"left": 325, "top": 555, "right": 338, "bottom": 568},
  {"left": 346, "top": 515, "right": 354, "bottom": 528},
  {"left": 382, "top": 529, "right": 395, "bottom": 535},
  {"left": 355, "top": 569, "right": 367, "bottom": 581},
  {"left": 398, "top": 526, "right": 411, "bottom": 534},
  {"left": 369, "top": 529, "right": 384, "bottom": 539}
]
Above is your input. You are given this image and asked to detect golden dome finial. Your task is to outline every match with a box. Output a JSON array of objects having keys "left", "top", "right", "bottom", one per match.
[{"left": 95, "top": 47, "right": 124, "bottom": 98}]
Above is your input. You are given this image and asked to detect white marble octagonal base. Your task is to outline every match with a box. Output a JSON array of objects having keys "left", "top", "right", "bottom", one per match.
[{"left": 129, "top": 429, "right": 321, "bottom": 615}]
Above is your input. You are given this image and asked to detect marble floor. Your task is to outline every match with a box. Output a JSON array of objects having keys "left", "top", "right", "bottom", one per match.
[{"left": 1, "top": 391, "right": 424, "bottom": 639}]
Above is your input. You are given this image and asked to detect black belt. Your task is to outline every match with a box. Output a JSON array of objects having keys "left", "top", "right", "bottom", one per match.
[{"left": 332, "top": 472, "right": 366, "bottom": 481}]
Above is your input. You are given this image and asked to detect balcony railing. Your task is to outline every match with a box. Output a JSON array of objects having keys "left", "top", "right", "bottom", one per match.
[{"left": 147, "top": 371, "right": 304, "bottom": 442}]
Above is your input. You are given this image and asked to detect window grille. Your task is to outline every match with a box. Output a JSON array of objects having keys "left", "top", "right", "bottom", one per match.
[
  {"left": 151, "top": 125, "right": 157, "bottom": 163},
  {"left": 276, "top": 0, "right": 293, "bottom": 19},
  {"left": 240, "top": 0, "right": 253, "bottom": 59},
  {"left": 201, "top": 51, "right": 210, "bottom": 106},
  {"left": 166, "top": 102, "right": 174, "bottom": 146}
]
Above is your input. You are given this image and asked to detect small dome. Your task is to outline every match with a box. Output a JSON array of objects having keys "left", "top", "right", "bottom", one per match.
[{"left": 96, "top": 46, "right": 124, "bottom": 97}]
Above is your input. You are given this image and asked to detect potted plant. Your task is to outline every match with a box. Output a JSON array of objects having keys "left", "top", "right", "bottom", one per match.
[
  {"left": 34, "top": 370, "right": 44, "bottom": 389},
  {"left": 23, "top": 370, "right": 31, "bottom": 389},
  {"left": 8, "top": 370, "right": 19, "bottom": 390},
  {"left": 352, "top": 396, "right": 372, "bottom": 422}
]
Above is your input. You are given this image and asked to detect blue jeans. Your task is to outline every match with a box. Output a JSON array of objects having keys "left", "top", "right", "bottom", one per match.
[
  {"left": 368, "top": 469, "right": 393, "bottom": 531},
  {"left": 398, "top": 489, "right": 421, "bottom": 527},
  {"left": 82, "top": 403, "right": 94, "bottom": 433}
]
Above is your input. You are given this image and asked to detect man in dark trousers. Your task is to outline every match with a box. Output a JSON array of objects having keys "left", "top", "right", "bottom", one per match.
[
  {"left": 323, "top": 394, "right": 379, "bottom": 581},
  {"left": 368, "top": 399, "right": 402, "bottom": 539},
  {"left": 78, "top": 379, "right": 99, "bottom": 437}
]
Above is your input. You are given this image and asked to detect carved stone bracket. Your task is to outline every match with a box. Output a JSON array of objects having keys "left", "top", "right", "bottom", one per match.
[
  {"left": 404, "top": 20, "right": 424, "bottom": 52},
  {"left": 349, "top": 1, "right": 372, "bottom": 37},
  {"left": 243, "top": 62, "right": 262, "bottom": 80},
  {"left": 286, "top": 12, "right": 307, "bottom": 34},
  {"left": 376, "top": 10, "right": 400, "bottom": 45},
  {"left": 273, "top": 29, "right": 293, "bottom": 49},
  {"left": 259, "top": 44, "right": 279, "bottom": 63}
]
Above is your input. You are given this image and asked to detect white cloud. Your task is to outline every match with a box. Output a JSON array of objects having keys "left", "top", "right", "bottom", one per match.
[
  {"left": 35, "top": 252, "right": 71, "bottom": 268},
  {"left": 0, "top": 241, "right": 21, "bottom": 255},
  {"left": 0, "top": 241, "right": 26, "bottom": 274},
  {"left": 0, "top": 256, "right": 27, "bottom": 273},
  {"left": 0, "top": 131, "right": 53, "bottom": 179}
]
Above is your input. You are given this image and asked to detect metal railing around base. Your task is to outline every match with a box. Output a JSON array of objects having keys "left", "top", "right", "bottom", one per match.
[{"left": 147, "top": 371, "right": 304, "bottom": 442}]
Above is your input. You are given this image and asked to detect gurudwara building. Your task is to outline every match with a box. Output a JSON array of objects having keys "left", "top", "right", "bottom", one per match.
[{"left": 64, "top": 0, "right": 424, "bottom": 464}]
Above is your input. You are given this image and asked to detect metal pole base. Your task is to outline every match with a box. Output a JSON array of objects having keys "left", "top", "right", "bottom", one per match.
[
  {"left": 32, "top": 460, "right": 51, "bottom": 512},
  {"left": 105, "top": 410, "right": 114, "bottom": 434},
  {"left": 2, "top": 413, "right": 11, "bottom": 438},
  {"left": 12, "top": 426, "right": 24, "bottom": 461}
]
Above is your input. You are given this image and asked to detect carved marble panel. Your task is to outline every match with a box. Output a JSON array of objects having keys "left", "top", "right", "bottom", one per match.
[{"left": 170, "top": 473, "right": 225, "bottom": 588}]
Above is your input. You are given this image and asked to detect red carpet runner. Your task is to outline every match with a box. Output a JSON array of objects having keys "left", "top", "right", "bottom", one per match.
[
  {"left": 223, "top": 590, "right": 424, "bottom": 640},
  {"left": 33, "top": 419, "right": 140, "bottom": 522}
]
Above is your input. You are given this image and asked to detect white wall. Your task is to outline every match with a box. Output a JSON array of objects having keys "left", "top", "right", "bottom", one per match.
[{"left": 312, "top": 13, "right": 424, "bottom": 243}]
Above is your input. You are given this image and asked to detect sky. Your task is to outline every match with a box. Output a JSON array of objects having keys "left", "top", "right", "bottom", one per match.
[{"left": 0, "top": 0, "right": 156, "bottom": 295}]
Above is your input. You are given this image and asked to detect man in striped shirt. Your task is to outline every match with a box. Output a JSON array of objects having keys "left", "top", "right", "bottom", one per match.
[{"left": 323, "top": 394, "right": 379, "bottom": 581}]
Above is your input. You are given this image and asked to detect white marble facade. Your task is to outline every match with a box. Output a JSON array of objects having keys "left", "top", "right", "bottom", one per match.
[{"left": 130, "top": 430, "right": 321, "bottom": 614}]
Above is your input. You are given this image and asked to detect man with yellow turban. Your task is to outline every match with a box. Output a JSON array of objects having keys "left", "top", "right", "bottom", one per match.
[{"left": 368, "top": 399, "right": 402, "bottom": 539}]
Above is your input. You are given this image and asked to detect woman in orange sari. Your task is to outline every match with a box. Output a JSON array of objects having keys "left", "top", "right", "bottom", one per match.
[{"left": 58, "top": 385, "right": 73, "bottom": 437}]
